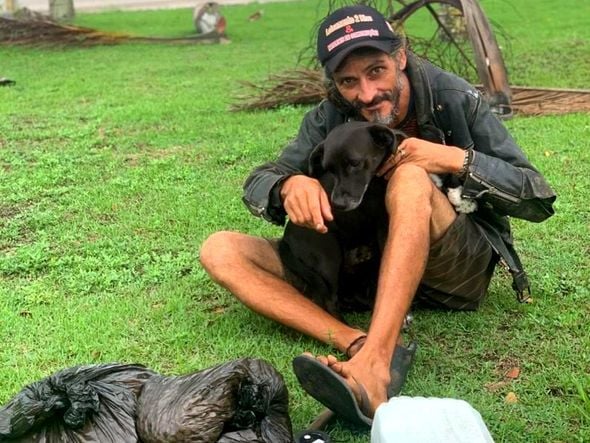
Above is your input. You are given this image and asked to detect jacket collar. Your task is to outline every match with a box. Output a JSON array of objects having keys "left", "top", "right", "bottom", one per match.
[
  {"left": 405, "top": 51, "right": 435, "bottom": 127},
  {"left": 404, "top": 52, "right": 446, "bottom": 143}
]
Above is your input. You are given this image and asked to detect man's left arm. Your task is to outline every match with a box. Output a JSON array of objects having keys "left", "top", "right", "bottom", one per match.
[{"left": 461, "top": 94, "right": 556, "bottom": 222}]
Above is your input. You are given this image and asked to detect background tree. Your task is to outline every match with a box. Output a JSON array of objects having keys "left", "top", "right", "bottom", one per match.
[{"left": 49, "top": 0, "right": 74, "bottom": 21}]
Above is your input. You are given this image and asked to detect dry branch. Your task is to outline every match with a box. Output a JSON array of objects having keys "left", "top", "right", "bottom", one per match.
[
  {"left": 231, "top": 69, "right": 325, "bottom": 112},
  {"left": 0, "top": 16, "right": 228, "bottom": 46}
]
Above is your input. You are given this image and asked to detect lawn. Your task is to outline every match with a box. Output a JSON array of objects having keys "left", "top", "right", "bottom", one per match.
[{"left": 1, "top": 0, "right": 589, "bottom": 441}]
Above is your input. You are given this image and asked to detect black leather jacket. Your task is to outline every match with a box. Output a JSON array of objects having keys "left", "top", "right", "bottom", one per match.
[{"left": 242, "top": 53, "right": 556, "bottom": 300}]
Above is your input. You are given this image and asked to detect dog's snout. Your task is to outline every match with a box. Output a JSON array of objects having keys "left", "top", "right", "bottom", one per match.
[
  {"left": 331, "top": 190, "right": 362, "bottom": 212},
  {"left": 333, "top": 199, "right": 361, "bottom": 212}
]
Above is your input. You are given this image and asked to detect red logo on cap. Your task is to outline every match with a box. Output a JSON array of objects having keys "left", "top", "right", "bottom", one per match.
[{"left": 345, "top": 25, "right": 354, "bottom": 33}]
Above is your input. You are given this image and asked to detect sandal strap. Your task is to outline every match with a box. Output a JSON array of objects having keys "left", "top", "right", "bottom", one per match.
[{"left": 346, "top": 334, "right": 367, "bottom": 359}]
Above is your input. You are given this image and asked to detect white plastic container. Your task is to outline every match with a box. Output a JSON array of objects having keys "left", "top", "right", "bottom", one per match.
[{"left": 371, "top": 396, "right": 494, "bottom": 443}]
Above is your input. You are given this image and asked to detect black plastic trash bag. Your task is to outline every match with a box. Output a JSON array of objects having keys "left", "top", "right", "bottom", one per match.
[
  {"left": 136, "top": 357, "right": 293, "bottom": 443},
  {"left": 0, "top": 363, "right": 156, "bottom": 442}
]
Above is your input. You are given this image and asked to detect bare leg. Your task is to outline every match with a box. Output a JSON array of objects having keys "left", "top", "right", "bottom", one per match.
[
  {"left": 199, "top": 232, "right": 365, "bottom": 352},
  {"left": 324, "top": 164, "right": 458, "bottom": 416}
]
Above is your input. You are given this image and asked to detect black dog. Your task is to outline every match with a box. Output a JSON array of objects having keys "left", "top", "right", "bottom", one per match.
[{"left": 278, "top": 122, "right": 401, "bottom": 317}]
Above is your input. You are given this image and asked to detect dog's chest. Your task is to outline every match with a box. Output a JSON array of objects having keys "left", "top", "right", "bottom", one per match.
[{"left": 329, "top": 179, "right": 388, "bottom": 247}]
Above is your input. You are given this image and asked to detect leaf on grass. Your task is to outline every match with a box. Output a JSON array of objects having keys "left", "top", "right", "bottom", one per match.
[
  {"left": 485, "top": 381, "right": 509, "bottom": 392},
  {"left": 505, "top": 391, "right": 518, "bottom": 404},
  {"left": 206, "top": 304, "right": 227, "bottom": 315},
  {"left": 486, "top": 366, "right": 521, "bottom": 392},
  {"left": 505, "top": 367, "right": 521, "bottom": 379}
]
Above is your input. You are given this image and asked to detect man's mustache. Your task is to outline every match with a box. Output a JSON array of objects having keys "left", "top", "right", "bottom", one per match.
[{"left": 352, "top": 91, "right": 396, "bottom": 111}]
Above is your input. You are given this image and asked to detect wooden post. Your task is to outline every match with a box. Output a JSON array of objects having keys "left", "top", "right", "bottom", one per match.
[
  {"left": 4, "top": 0, "right": 18, "bottom": 13},
  {"left": 458, "top": 0, "right": 512, "bottom": 117},
  {"left": 49, "top": 0, "right": 75, "bottom": 21}
]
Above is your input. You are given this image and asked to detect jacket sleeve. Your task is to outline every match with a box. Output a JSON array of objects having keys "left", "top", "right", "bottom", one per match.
[
  {"left": 459, "top": 91, "right": 556, "bottom": 222},
  {"left": 242, "top": 102, "right": 337, "bottom": 225}
]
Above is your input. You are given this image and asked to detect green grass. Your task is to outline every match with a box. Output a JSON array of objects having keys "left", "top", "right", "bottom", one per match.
[{"left": 1, "top": 0, "right": 589, "bottom": 441}]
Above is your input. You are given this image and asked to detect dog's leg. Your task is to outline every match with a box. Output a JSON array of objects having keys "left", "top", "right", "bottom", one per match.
[
  {"left": 444, "top": 175, "right": 478, "bottom": 214},
  {"left": 447, "top": 186, "right": 478, "bottom": 213}
]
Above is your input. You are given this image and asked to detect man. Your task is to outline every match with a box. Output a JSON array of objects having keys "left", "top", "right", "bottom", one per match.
[{"left": 200, "top": 5, "right": 556, "bottom": 420}]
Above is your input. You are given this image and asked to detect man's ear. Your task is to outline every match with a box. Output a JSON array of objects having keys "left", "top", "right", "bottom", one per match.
[
  {"left": 395, "top": 47, "right": 407, "bottom": 70},
  {"left": 308, "top": 142, "right": 325, "bottom": 177}
]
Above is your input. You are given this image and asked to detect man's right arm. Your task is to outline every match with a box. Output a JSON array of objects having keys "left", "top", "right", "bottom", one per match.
[
  {"left": 279, "top": 175, "right": 333, "bottom": 233},
  {"left": 242, "top": 101, "right": 345, "bottom": 225}
]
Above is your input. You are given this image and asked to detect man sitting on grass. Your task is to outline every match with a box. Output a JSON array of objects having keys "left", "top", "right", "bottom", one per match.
[{"left": 200, "top": 5, "right": 556, "bottom": 423}]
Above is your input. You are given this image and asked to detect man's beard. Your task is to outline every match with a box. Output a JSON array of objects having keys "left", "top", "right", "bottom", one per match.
[
  {"left": 351, "top": 70, "right": 405, "bottom": 126},
  {"left": 371, "top": 107, "right": 397, "bottom": 126}
]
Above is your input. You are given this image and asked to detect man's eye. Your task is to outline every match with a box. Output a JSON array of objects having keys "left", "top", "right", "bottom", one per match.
[
  {"left": 339, "top": 78, "right": 356, "bottom": 88},
  {"left": 370, "top": 66, "right": 385, "bottom": 76}
]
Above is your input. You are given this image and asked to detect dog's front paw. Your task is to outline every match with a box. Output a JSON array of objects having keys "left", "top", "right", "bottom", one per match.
[{"left": 447, "top": 186, "right": 478, "bottom": 214}]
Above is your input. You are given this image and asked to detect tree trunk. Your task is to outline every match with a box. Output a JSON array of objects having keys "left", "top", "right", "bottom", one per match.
[
  {"left": 4, "top": 0, "right": 18, "bottom": 13},
  {"left": 49, "top": 0, "right": 75, "bottom": 21}
]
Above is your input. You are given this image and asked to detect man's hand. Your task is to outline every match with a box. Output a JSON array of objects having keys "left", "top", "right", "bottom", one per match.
[
  {"left": 280, "top": 175, "right": 333, "bottom": 233},
  {"left": 376, "top": 137, "right": 465, "bottom": 179}
]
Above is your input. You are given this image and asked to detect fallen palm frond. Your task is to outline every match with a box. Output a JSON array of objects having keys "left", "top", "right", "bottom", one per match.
[
  {"left": 0, "top": 16, "right": 228, "bottom": 46},
  {"left": 231, "top": 69, "right": 325, "bottom": 112},
  {"left": 231, "top": 68, "right": 590, "bottom": 117},
  {"left": 509, "top": 87, "right": 590, "bottom": 116}
]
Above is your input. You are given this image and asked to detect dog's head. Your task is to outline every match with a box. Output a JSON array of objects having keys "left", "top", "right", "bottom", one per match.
[{"left": 309, "top": 121, "right": 401, "bottom": 211}]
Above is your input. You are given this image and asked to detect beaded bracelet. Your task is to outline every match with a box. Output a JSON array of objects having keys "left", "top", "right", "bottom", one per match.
[{"left": 456, "top": 148, "right": 473, "bottom": 179}]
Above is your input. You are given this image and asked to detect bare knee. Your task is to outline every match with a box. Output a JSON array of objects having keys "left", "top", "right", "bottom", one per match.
[
  {"left": 386, "top": 165, "right": 457, "bottom": 239},
  {"left": 386, "top": 164, "right": 435, "bottom": 211},
  {"left": 199, "top": 231, "right": 243, "bottom": 280},
  {"left": 200, "top": 231, "right": 282, "bottom": 287}
]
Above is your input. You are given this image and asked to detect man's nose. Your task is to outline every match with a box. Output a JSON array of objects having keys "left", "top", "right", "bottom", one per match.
[{"left": 356, "top": 78, "right": 377, "bottom": 105}]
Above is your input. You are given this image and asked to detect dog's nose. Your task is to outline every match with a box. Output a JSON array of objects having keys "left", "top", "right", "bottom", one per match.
[{"left": 332, "top": 196, "right": 361, "bottom": 212}]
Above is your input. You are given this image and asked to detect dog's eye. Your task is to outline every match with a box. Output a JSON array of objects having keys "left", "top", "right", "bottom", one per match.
[{"left": 348, "top": 159, "right": 362, "bottom": 168}]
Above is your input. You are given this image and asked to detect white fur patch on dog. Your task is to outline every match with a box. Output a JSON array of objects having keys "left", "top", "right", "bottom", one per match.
[
  {"left": 447, "top": 186, "right": 478, "bottom": 214},
  {"left": 429, "top": 175, "right": 477, "bottom": 214},
  {"left": 429, "top": 174, "right": 443, "bottom": 188}
]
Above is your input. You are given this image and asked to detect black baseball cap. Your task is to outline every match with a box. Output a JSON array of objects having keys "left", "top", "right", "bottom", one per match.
[{"left": 317, "top": 5, "right": 400, "bottom": 75}]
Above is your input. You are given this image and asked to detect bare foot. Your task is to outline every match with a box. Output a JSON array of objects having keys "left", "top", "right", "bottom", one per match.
[{"left": 310, "top": 352, "right": 390, "bottom": 418}]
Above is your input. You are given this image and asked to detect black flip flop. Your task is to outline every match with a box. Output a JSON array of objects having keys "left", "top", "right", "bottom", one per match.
[
  {"left": 292, "top": 355, "right": 373, "bottom": 427},
  {"left": 388, "top": 341, "right": 418, "bottom": 397},
  {"left": 293, "top": 342, "right": 418, "bottom": 427}
]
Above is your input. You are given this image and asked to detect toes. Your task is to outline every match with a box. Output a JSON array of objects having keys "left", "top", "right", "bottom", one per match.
[
  {"left": 333, "top": 362, "right": 349, "bottom": 377},
  {"left": 326, "top": 355, "right": 339, "bottom": 365},
  {"left": 316, "top": 355, "right": 330, "bottom": 365},
  {"left": 300, "top": 353, "right": 341, "bottom": 367}
]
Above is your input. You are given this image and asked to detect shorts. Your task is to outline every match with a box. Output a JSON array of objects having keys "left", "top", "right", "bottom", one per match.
[
  {"left": 414, "top": 213, "right": 497, "bottom": 310},
  {"left": 270, "top": 214, "right": 497, "bottom": 312}
]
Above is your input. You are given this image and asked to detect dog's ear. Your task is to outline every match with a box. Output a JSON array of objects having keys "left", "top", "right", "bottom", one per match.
[
  {"left": 368, "top": 125, "right": 405, "bottom": 155},
  {"left": 308, "top": 142, "right": 325, "bottom": 177}
]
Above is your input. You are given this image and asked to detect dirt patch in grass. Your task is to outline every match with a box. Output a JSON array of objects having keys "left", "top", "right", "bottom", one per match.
[{"left": 123, "top": 146, "right": 205, "bottom": 167}]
